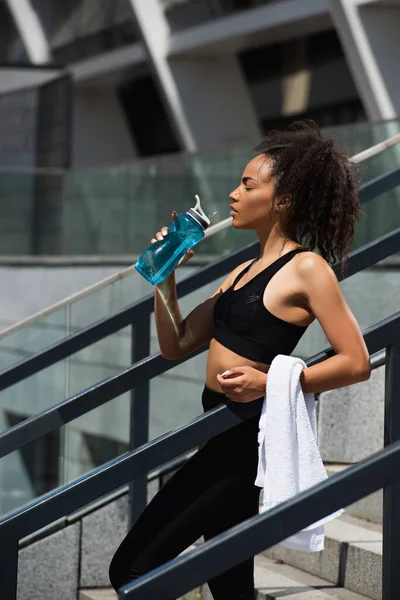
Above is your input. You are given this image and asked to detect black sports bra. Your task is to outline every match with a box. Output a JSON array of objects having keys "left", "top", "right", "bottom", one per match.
[{"left": 213, "top": 248, "right": 310, "bottom": 364}]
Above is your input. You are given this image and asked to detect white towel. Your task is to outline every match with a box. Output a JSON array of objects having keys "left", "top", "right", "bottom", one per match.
[{"left": 255, "top": 354, "right": 343, "bottom": 552}]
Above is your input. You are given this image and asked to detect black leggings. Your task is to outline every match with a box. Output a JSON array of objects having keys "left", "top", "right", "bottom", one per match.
[{"left": 109, "top": 385, "right": 263, "bottom": 600}]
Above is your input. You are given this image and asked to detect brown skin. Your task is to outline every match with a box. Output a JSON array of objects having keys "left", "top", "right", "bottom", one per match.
[{"left": 153, "top": 155, "right": 371, "bottom": 402}]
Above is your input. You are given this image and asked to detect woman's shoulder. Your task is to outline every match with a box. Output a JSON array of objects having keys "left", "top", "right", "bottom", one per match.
[{"left": 295, "top": 250, "right": 338, "bottom": 286}]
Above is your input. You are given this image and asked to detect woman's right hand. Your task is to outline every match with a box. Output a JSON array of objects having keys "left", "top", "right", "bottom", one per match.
[{"left": 150, "top": 211, "right": 195, "bottom": 268}]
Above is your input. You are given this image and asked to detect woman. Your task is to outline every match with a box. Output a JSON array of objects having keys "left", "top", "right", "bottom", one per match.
[{"left": 109, "top": 121, "right": 371, "bottom": 599}]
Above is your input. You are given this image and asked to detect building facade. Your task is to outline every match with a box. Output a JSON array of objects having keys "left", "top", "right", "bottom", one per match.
[
  {"left": 1, "top": 0, "right": 399, "bottom": 169},
  {"left": 0, "top": 0, "right": 399, "bottom": 519}
]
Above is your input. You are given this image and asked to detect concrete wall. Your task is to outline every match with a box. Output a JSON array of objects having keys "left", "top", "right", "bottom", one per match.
[
  {"left": 17, "top": 480, "right": 159, "bottom": 600},
  {"left": 169, "top": 54, "right": 262, "bottom": 148},
  {"left": 0, "top": 68, "right": 61, "bottom": 94},
  {"left": 17, "top": 492, "right": 131, "bottom": 599}
]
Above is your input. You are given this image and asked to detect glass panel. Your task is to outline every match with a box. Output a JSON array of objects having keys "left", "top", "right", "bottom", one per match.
[
  {"left": 326, "top": 119, "right": 400, "bottom": 181},
  {"left": 0, "top": 326, "right": 134, "bottom": 515},
  {"left": 352, "top": 188, "right": 400, "bottom": 251},
  {"left": 0, "top": 269, "right": 146, "bottom": 371},
  {"left": 149, "top": 354, "right": 207, "bottom": 441},
  {"left": 0, "top": 427, "right": 61, "bottom": 518},
  {"left": 0, "top": 357, "right": 67, "bottom": 436},
  {"left": 62, "top": 326, "right": 132, "bottom": 484},
  {"left": 1, "top": 118, "right": 399, "bottom": 259},
  {"left": 67, "top": 272, "right": 143, "bottom": 332},
  {"left": 0, "top": 172, "right": 36, "bottom": 254},
  {"left": 0, "top": 310, "right": 68, "bottom": 371},
  {"left": 62, "top": 393, "right": 130, "bottom": 485},
  {"left": 149, "top": 273, "right": 228, "bottom": 440},
  {"left": 0, "top": 354, "right": 67, "bottom": 516}
]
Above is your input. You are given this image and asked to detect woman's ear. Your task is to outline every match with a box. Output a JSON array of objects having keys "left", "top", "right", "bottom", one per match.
[{"left": 276, "top": 194, "right": 292, "bottom": 212}]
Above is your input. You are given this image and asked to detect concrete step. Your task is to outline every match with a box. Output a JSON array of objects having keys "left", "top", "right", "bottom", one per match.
[
  {"left": 78, "top": 553, "right": 371, "bottom": 600},
  {"left": 255, "top": 554, "right": 371, "bottom": 600},
  {"left": 326, "top": 464, "right": 382, "bottom": 524},
  {"left": 79, "top": 590, "right": 116, "bottom": 600},
  {"left": 264, "top": 513, "right": 382, "bottom": 600}
]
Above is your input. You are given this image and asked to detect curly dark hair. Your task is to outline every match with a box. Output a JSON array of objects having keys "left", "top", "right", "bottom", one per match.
[{"left": 254, "top": 120, "right": 363, "bottom": 276}]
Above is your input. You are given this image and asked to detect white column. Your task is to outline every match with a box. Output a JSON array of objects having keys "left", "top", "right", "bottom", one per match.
[
  {"left": 5, "top": 0, "right": 51, "bottom": 64},
  {"left": 129, "top": 0, "right": 197, "bottom": 152},
  {"left": 329, "top": 0, "right": 397, "bottom": 120},
  {"left": 129, "top": 0, "right": 261, "bottom": 151}
]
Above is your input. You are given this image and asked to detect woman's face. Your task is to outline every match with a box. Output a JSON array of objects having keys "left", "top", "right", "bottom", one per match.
[{"left": 229, "top": 155, "right": 277, "bottom": 231}]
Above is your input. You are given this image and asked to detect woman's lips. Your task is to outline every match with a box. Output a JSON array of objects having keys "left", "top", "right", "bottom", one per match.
[{"left": 230, "top": 204, "right": 238, "bottom": 214}]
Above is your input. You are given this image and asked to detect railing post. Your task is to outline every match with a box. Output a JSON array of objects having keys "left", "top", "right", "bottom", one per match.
[
  {"left": 129, "top": 317, "right": 151, "bottom": 527},
  {"left": 383, "top": 341, "right": 400, "bottom": 600},
  {"left": 0, "top": 535, "right": 18, "bottom": 600}
]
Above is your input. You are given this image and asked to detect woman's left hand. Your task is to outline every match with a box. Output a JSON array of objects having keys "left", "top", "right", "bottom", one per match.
[{"left": 216, "top": 366, "right": 268, "bottom": 403}]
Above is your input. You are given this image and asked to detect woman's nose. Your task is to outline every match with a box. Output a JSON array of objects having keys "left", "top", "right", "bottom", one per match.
[{"left": 229, "top": 188, "right": 239, "bottom": 201}]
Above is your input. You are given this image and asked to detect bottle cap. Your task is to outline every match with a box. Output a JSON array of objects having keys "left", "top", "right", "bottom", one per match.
[{"left": 187, "top": 195, "right": 216, "bottom": 230}]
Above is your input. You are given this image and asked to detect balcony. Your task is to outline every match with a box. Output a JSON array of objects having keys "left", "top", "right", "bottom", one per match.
[
  {"left": 33, "top": 0, "right": 139, "bottom": 65},
  {"left": 163, "top": 0, "right": 280, "bottom": 32}
]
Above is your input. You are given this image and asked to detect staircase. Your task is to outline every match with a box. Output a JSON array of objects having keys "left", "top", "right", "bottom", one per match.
[
  {"left": 74, "top": 367, "right": 386, "bottom": 600},
  {"left": 77, "top": 512, "right": 381, "bottom": 600}
]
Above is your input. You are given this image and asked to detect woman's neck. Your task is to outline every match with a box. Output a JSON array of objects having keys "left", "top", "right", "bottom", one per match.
[{"left": 257, "top": 231, "right": 301, "bottom": 262}]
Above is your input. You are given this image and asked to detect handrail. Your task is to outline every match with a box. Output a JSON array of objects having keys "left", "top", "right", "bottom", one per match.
[
  {"left": 0, "top": 313, "right": 397, "bottom": 533},
  {"left": 1, "top": 133, "right": 400, "bottom": 340},
  {"left": 0, "top": 311, "right": 398, "bottom": 599},
  {"left": 0, "top": 292, "right": 396, "bottom": 459},
  {"left": 0, "top": 265, "right": 135, "bottom": 340},
  {"left": 351, "top": 131, "right": 400, "bottom": 163},
  {"left": 121, "top": 440, "right": 400, "bottom": 599},
  {"left": 0, "top": 165, "right": 399, "bottom": 394}
]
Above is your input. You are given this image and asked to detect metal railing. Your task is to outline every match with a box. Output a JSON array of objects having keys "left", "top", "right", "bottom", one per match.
[
  {"left": 0, "top": 165, "right": 399, "bottom": 598},
  {"left": 122, "top": 431, "right": 400, "bottom": 599},
  {"left": 120, "top": 318, "right": 400, "bottom": 600},
  {"left": 0, "top": 311, "right": 398, "bottom": 599}
]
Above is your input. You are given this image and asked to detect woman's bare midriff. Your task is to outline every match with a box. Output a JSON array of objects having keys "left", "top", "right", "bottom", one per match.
[{"left": 205, "top": 338, "right": 270, "bottom": 394}]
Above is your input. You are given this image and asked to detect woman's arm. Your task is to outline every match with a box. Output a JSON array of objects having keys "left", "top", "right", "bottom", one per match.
[
  {"left": 151, "top": 216, "right": 221, "bottom": 360},
  {"left": 155, "top": 260, "right": 255, "bottom": 360},
  {"left": 217, "top": 253, "right": 371, "bottom": 401},
  {"left": 297, "top": 253, "right": 371, "bottom": 394},
  {"left": 154, "top": 271, "right": 218, "bottom": 359}
]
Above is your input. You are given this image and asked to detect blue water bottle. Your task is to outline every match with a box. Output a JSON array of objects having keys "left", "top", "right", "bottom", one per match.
[{"left": 135, "top": 195, "right": 217, "bottom": 285}]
